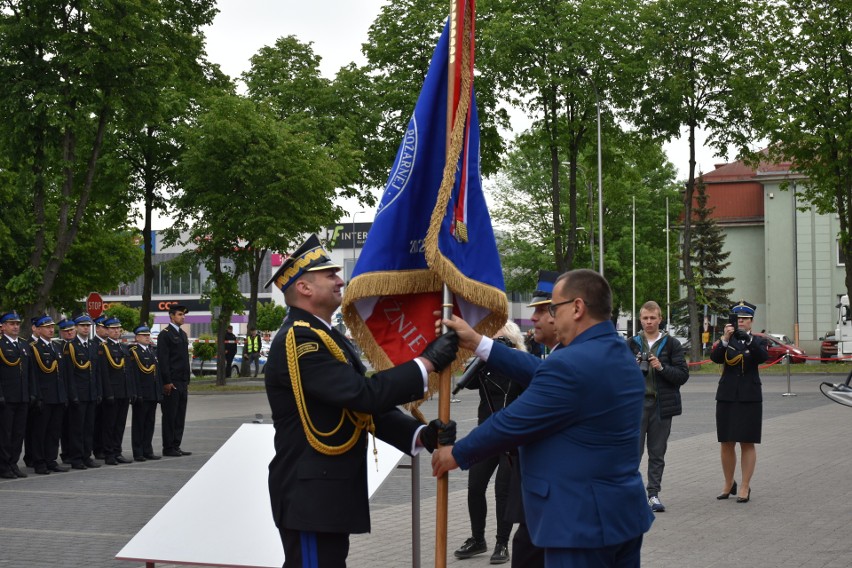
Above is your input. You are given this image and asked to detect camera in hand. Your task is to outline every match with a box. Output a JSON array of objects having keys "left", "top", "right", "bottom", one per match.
[
  {"left": 728, "top": 313, "right": 749, "bottom": 341},
  {"left": 638, "top": 352, "right": 650, "bottom": 374}
]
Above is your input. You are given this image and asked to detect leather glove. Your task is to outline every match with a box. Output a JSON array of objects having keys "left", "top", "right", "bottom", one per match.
[
  {"left": 96, "top": 396, "right": 102, "bottom": 405},
  {"left": 31, "top": 398, "right": 43, "bottom": 411},
  {"left": 0, "top": 396, "right": 5, "bottom": 407},
  {"left": 419, "top": 419, "right": 457, "bottom": 453},
  {"left": 420, "top": 331, "right": 459, "bottom": 372},
  {"left": 71, "top": 399, "right": 80, "bottom": 406},
  {"left": 105, "top": 396, "right": 115, "bottom": 405},
  {"left": 130, "top": 395, "right": 139, "bottom": 405}
]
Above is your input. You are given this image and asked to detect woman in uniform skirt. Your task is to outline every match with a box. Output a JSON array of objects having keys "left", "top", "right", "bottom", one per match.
[{"left": 710, "top": 301, "right": 768, "bottom": 503}]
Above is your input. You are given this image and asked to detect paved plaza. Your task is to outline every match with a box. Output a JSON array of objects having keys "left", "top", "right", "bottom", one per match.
[{"left": 1, "top": 370, "right": 851, "bottom": 567}]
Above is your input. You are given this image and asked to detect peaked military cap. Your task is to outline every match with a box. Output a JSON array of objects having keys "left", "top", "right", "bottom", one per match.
[
  {"left": 265, "top": 234, "right": 341, "bottom": 293},
  {"left": 93, "top": 315, "right": 107, "bottom": 327},
  {"left": 168, "top": 304, "right": 189, "bottom": 315},
  {"left": 103, "top": 316, "right": 122, "bottom": 328},
  {"left": 58, "top": 318, "right": 76, "bottom": 330},
  {"left": 31, "top": 315, "right": 55, "bottom": 327},
  {"left": 528, "top": 270, "right": 560, "bottom": 307},
  {"left": 73, "top": 314, "right": 93, "bottom": 325},
  {"left": 730, "top": 300, "right": 757, "bottom": 319},
  {"left": 133, "top": 325, "right": 151, "bottom": 335},
  {"left": 0, "top": 311, "right": 22, "bottom": 323}
]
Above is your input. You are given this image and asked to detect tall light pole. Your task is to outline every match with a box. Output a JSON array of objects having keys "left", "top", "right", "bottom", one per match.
[
  {"left": 351, "top": 210, "right": 364, "bottom": 280},
  {"left": 578, "top": 68, "right": 604, "bottom": 276}
]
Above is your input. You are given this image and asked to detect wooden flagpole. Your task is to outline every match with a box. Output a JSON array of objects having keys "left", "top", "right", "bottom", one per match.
[{"left": 435, "top": 3, "right": 462, "bottom": 566}]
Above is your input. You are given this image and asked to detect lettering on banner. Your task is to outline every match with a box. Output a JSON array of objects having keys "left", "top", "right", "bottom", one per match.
[
  {"left": 409, "top": 239, "right": 426, "bottom": 255},
  {"left": 382, "top": 300, "right": 428, "bottom": 354}
]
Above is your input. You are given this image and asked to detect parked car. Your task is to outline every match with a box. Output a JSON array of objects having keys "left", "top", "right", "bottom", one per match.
[
  {"left": 819, "top": 330, "right": 838, "bottom": 362},
  {"left": 754, "top": 332, "right": 807, "bottom": 364},
  {"left": 191, "top": 344, "right": 267, "bottom": 377}
]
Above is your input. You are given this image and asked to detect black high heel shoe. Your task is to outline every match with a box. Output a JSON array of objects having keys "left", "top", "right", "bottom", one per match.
[
  {"left": 736, "top": 488, "right": 751, "bottom": 503},
  {"left": 717, "top": 481, "right": 738, "bottom": 500}
]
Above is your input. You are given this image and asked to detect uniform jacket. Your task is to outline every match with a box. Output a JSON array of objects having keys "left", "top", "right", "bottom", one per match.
[
  {"left": 157, "top": 324, "right": 190, "bottom": 385},
  {"left": 28, "top": 338, "right": 67, "bottom": 404},
  {"left": 453, "top": 321, "right": 654, "bottom": 549},
  {"left": 710, "top": 333, "right": 768, "bottom": 402},
  {"left": 128, "top": 344, "right": 162, "bottom": 402},
  {"left": 99, "top": 339, "right": 135, "bottom": 400},
  {"left": 0, "top": 335, "right": 32, "bottom": 402},
  {"left": 627, "top": 333, "right": 690, "bottom": 419},
  {"left": 264, "top": 307, "right": 424, "bottom": 535},
  {"left": 63, "top": 337, "right": 100, "bottom": 402}
]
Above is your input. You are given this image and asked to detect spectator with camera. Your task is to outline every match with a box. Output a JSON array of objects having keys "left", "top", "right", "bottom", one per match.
[
  {"left": 454, "top": 322, "right": 526, "bottom": 565},
  {"left": 710, "top": 300, "right": 768, "bottom": 504},
  {"left": 627, "top": 301, "right": 689, "bottom": 513}
]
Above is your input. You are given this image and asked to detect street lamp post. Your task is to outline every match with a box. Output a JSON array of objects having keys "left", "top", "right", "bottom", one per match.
[{"left": 351, "top": 210, "right": 364, "bottom": 281}]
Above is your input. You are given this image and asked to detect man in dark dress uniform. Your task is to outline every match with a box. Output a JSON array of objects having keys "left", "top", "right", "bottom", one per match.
[
  {"left": 0, "top": 311, "right": 33, "bottom": 478},
  {"left": 129, "top": 325, "right": 162, "bottom": 461},
  {"left": 57, "top": 318, "right": 77, "bottom": 464},
  {"left": 157, "top": 304, "right": 191, "bottom": 457},
  {"left": 224, "top": 325, "right": 238, "bottom": 378},
  {"left": 264, "top": 235, "right": 458, "bottom": 567},
  {"left": 63, "top": 314, "right": 102, "bottom": 470},
  {"left": 28, "top": 315, "right": 69, "bottom": 474},
  {"left": 91, "top": 315, "right": 108, "bottom": 459},
  {"left": 99, "top": 317, "right": 135, "bottom": 465}
]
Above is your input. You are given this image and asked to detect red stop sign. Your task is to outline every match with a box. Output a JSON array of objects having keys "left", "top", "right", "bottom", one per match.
[{"left": 86, "top": 292, "right": 104, "bottom": 319}]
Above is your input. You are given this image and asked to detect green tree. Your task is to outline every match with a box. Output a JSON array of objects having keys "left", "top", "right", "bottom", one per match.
[
  {"left": 0, "top": 0, "right": 217, "bottom": 325},
  {"left": 104, "top": 303, "right": 152, "bottom": 332},
  {"left": 763, "top": 1, "right": 852, "bottom": 295},
  {"left": 630, "top": 0, "right": 770, "bottom": 358},
  {"left": 171, "top": 93, "right": 344, "bottom": 384},
  {"left": 256, "top": 302, "right": 287, "bottom": 334},
  {"left": 191, "top": 334, "right": 217, "bottom": 376}
]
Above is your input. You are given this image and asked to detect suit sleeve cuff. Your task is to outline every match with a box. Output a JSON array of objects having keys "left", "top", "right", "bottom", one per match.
[
  {"left": 475, "top": 336, "right": 494, "bottom": 361},
  {"left": 413, "top": 358, "right": 429, "bottom": 392}
]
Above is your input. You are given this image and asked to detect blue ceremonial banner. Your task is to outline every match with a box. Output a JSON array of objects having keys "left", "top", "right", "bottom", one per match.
[{"left": 342, "top": 17, "right": 507, "bottom": 372}]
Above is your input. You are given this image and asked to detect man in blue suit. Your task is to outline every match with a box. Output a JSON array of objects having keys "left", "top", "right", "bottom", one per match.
[{"left": 433, "top": 269, "right": 654, "bottom": 567}]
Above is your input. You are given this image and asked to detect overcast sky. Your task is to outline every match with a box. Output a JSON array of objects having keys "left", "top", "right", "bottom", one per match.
[{"left": 191, "top": 0, "right": 721, "bottom": 227}]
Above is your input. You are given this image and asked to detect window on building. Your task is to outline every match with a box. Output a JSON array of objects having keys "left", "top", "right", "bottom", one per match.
[
  {"left": 153, "top": 264, "right": 202, "bottom": 295},
  {"left": 839, "top": 239, "right": 847, "bottom": 266}
]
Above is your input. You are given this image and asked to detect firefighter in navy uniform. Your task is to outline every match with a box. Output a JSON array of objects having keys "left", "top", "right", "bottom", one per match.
[
  {"left": 57, "top": 318, "right": 77, "bottom": 464},
  {"left": 63, "top": 314, "right": 101, "bottom": 470},
  {"left": 91, "top": 315, "right": 108, "bottom": 459},
  {"left": 28, "top": 315, "right": 70, "bottom": 474},
  {"left": 0, "top": 312, "right": 33, "bottom": 479},
  {"left": 129, "top": 325, "right": 162, "bottom": 461},
  {"left": 263, "top": 235, "right": 459, "bottom": 567},
  {"left": 99, "top": 317, "right": 135, "bottom": 464},
  {"left": 157, "top": 304, "right": 192, "bottom": 457}
]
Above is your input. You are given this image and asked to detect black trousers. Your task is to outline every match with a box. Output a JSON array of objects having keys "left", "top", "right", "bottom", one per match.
[
  {"left": 30, "top": 403, "right": 65, "bottom": 468},
  {"left": 280, "top": 527, "right": 349, "bottom": 568},
  {"left": 512, "top": 523, "right": 545, "bottom": 568},
  {"left": 92, "top": 401, "right": 104, "bottom": 456},
  {"left": 161, "top": 383, "right": 188, "bottom": 451},
  {"left": 102, "top": 398, "right": 130, "bottom": 458},
  {"left": 66, "top": 400, "right": 95, "bottom": 464},
  {"left": 0, "top": 402, "right": 28, "bottom": 470},
  {"left": 131, "top": 400, "right": 158, "bottom": 458},
  {"left": 467, "top": 452, "right": 512, "bottom": 544},
  {"left": 23, "top": 404, "right": 38, "bottom": 465}
]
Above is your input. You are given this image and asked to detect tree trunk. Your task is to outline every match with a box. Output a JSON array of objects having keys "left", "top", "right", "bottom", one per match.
[{"left": 683, "top": 121, "right": 700, "bottom": 361}]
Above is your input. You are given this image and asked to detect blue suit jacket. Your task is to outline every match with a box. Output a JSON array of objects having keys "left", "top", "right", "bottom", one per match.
[{"left": 453, "top": 321, "right": 654, "bottom": 549}]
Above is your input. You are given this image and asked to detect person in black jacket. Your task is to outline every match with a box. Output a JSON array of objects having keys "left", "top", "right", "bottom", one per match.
[
  {"left": 28, "top": 315, "right": 69, "bottom": 474},
  {"left": 710, "top": 301, "right": 768, "bottom": 504},
  {"left": 157, "top": 304, "right": 191, "bottom": 457},
  {"left": 129, "top": 325, "right": 162, "bottom": 461},
  {"left": 63, "top": 315, "right": 102, "bottom": 470},
  {"left": 224, "top": 325, "right": 238, "bottom": 378},
  {"left": 98, "top": 317, "right": 135, "bottom": 465},
  {"left": 454, "top": 322, "right": 526, "bottom": 565},
  {"left": 0, "top": 311, "right": 32, "bottom": 479},
  {"left": 627, "top": 301, "right": 689, "bottom": 513},
  {"left": 264, "top": 234, "right": 458, "bottom": 568}
]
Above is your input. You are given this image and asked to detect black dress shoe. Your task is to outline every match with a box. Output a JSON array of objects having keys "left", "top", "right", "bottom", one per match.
[
  {"left": 93, "top": 452, "right": 105, "bottom": 460},
  {"left": 454, "top": 538, "right": 488, "bottom": 559},
  {"left": 134, "top": 455, "right": 147, "bottom": 462},
  {"left": 163, "top": 449, "right": 183, "bottom": 457},
  {"left": 71, "top": 462, "right": 87, "bottom": 470},
  {"left": 490, "top": 543, "right": 510, "bottom": 564},
  {"left": 0, "top": 469, "right": 17, "bottom": 479},
  {"left": 115, "top": 455, "right": 133, "bottom": 464},
  {"left": 717, "top": 480, "right": 738, "bottom": 500},
  {"left": 48, "top": 464, "right": 70, "bottom": 473},
  {"left": 104, "top": 456, "right": 118, "bottom": 465},
  {"left": 34, "top": 465, "right": 51, "bottom": 475},
  {"left": 82, "top": 459, "right": 101, "bottom": 468},
  {"left": 10, "top": 464, "right": 28, "bottom": 478},
  {"left": 176, "top": 448, "right": 192, "bottom": 456},
  {"left": 143, "top": 454, "right": 162, "bottom": 460},
  {"left": 736, "top": 488, "right": 752, "bottom": 503}
]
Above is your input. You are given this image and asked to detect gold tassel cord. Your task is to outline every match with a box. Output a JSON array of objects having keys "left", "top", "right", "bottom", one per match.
[
  {"left": 724, "top": 350, "right": 745, "bottom": 373},
  {"left": 0, "top": 346, "right": 21, "bottom": 367},
  {"left": 131, "top": 347, "right": 156, "bottom": 375},
  {"left": 286, "top": 321, "right": 375, "bottom": 457},
  {"left": 102, "top": 344, "right": 125, "bottom": 370},
  {"left": 29, "top": 341, "right": 58, "bottom": 374},
  {"left": 66, "top": 344, "right": 91, "bottom": 370}
]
